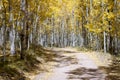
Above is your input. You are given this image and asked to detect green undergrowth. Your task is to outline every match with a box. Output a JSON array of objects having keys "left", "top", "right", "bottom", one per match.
[
  {"left": 76, "top": 47, "right": 109, "bottom": 53},
  {"left": 0, "top": 45, "right": 56, "bottom": 80},
  {"left": 76, "top": 47, "right": 94, "bottom": 52}
]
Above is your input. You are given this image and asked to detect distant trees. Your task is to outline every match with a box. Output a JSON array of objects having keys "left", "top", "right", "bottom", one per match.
[{"left": 84, "top": 0, "right": 120, "bottom": 54}]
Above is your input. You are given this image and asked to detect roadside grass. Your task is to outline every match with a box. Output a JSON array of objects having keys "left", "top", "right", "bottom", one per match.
[
  {"left": 76, "top": 47, "right": 105, "bottom": 52},
  {"left": 0, "top": 45, "right": 56, "bottom": 80},
  {"left": 105, "top": 55, "right": 120, "bottom": 80},
  {"left": 76, "top": 47, "right": 92, "bottom": 52}
]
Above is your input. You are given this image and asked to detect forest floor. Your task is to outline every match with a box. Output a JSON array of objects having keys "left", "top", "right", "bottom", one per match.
[
  {"left": 30, "top": 47, "right": 120, "bottom": 80},
  {"left": 0, "top": 47, "right": 120, "bottom": 80},
  {"left": 0, "top": 46, "right": 58, "bottom": 80}
]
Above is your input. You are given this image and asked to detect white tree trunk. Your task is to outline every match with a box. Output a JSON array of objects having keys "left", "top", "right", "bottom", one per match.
[
  {"left": 104, "top": 31, "right": 107, "bottom": 53},
  {"left": 10, "top": 29, "right": 15, "bottom": 55}
]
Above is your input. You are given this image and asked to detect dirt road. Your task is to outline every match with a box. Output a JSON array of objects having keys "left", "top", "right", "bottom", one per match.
[{"left": 33, "top": 48, "right": 112, "bottom": 80}]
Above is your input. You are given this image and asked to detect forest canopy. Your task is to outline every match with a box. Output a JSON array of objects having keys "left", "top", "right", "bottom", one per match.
[{"left": 0, "top": 0, "right": 120, "bottom": 60}]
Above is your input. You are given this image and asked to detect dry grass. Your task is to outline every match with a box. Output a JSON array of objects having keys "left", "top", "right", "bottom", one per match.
[{"left": 0, "top": 45, "right": 56, "bottom": 80}]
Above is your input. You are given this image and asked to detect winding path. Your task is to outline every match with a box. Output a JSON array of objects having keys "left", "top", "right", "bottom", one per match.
[{"left": 33, "top": 48, "right": 111, "bottom": 80}]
